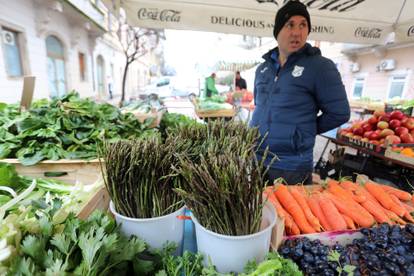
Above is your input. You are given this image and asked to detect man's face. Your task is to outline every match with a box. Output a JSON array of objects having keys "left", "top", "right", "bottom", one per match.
[
  {"left": 276, "top": 15, "right": 308, "bottom": 57},
  {"left": 236, "top": 73, "right": 240, "bottom": 79}
]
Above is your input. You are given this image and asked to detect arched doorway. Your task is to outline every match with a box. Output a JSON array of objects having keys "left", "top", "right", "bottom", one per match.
[
  {"left": 96, "top": 55, "right": 105, "bottom": 97},
  {"left": 46, "top": 35, "right": 66, "bottom": 98}
]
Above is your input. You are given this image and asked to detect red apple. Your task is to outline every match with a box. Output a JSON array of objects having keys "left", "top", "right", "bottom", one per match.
[
  {"left": 370, "top": 140, "right": 381, "bottom": 145},
  {"left": 377, "top": 121, "right": 389, "bottom": 130},
  {"left": 374, "top": 129, "right": 382, "bottom": 135},
  {"left": 390, "top": 110, "right": 405, "bottom": 120},
  {"left": 353, "top": 135, "right": 362, "bottom": 140},
  {"left": 411, "top": 129, "right": 414, "bottom": 136},
  {"left": 378, "top": 114, "right": 391, "bottom": 122},
  {"left": 374, "top": 110, "right": 385, "bottom": 117},
  {"left": 339, "top": 130, "right": 349, "bottom": 136},
  {"left": 352, "top": 122, "right": 363, "bottom": 130},
  {"left": 400, "top": 133, "right": 414, "bottom": 143},
  {"left": 401, "top": 117, "right": 409, "bottom": 125},
  {"left": 389, "top": 119, "right": 401, "bottom": 130},
  {"left": 364, "top": 131, "right": 373, "bottom": 139},
  {"left": 353, "top": 127, "right": 364, "bottom": 136},
  {"left": 368, "top": 116, "right": 378, "bottom": 125},
  {"left": 380, "top": 129, "right": 394, "bottom": 138},
  {"left": 385, "top": 135, "right": 401, "bottom": 145},
  {"left": 403, "top": 118, "right": 414, "bottom": 130},
  {"left": 395, "top": 126, "right": 409, "bottom": 137},
  {"left": 362, "top": 123, "right": 373, "bottom": 132},
  {"left": 369, "top": 132, "right": 380, "bottom": 140},
  {"left": 361, "top": 138, "right": 369, "bottom": 142}
]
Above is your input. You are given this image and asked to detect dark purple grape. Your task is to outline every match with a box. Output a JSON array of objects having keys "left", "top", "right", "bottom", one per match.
[
  {"left": 406, "top": 223, "right": 414, "bottom": 234},
  {"left": 303, "top": 252, "right": 314, "bottom": 264}
]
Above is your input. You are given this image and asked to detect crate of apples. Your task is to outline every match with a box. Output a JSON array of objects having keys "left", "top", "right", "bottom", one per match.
[{"left": 339, "top": 110, "right": 414, "bottom": 148}]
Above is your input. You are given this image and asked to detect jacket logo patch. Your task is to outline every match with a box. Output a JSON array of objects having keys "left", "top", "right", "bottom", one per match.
[
  {"left": 292, "top": 65, "right": 304, "bottom": 77},
  {"left": 260, "top": 67, "right": 268, "bottom": 73}
]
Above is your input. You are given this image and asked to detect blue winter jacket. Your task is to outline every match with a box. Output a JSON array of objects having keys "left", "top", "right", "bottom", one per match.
[{"left": 250, "top": 43, "right": 350, "bottom": 171}]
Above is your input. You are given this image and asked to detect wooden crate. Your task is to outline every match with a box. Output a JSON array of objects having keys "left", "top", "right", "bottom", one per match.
[
  {"left": 77, "top": 185, "right": 110, "bottom": 219},
  {"left": 1, "top": 158, "right": 110, "bottom": 220},
  {"left": 1, "top": 159, "right": 102, "bottom": 185},
  {"left": 190, "top": 95, "right": 235, "bottom": 119},
  {"left": 195, "top": 108, "right": 235, "bottom": 118},
  {"left": 385, "top": 148, "right": 414, "bottom": 165}
]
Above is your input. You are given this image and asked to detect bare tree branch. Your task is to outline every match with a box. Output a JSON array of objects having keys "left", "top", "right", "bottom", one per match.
[{"left": 110, "top": 16, "right": 164, "bottom": 107}]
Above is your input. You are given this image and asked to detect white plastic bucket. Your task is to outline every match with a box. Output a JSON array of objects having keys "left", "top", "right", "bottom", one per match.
[
  {"left": 110, "top": 201, "right": 185, "bottom": 253},
  {"left": 190, "top": 202, "right": 277, "bottom": 273}
]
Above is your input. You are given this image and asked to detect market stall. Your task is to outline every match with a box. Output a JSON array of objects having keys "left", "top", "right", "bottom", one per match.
[
  {"left": 189, "top": 94, "right": 236, "bottom": 120},
  {"left": 315, "top": 109, "right": 414, "bottom": 192},
  {"left": 1, "top": 0, "right": 414, "bottom": 274}
]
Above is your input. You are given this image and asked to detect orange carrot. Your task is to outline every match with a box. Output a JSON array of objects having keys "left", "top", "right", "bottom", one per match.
[
  {"left": 290, "top": 187, "right": 321, "bottom": 231},
  {"left": 339, "top": 180, "right": 367, "bottom": 203},
  {"left": 328, "top": 179, "right": 360, "bottom": 204},
  {"left": 286, "top": 214, "right": 301, "bottom": 236},
  {"left": 308, "top": 194, "right": 331, "bottom": 231},
  {"left": 402, "top": 202, "right": 414, "bottom": 213},
  {"left": 360, "top": 199, "right": 390, "bottom": 224},
  {"left": 389, "top": 194, "right": 414, "bottom": 223},
  {"left": 263, "top": 190, "right": 297, "bottom": 234},
  {"left": 354, "top": 185, "right": 391, "bottom": 218},
  {"left": 365, "top": 182, "right": 406, "bottom": 217},
  {"left": 325, "top": 183, "right": 376, "bottom": 225},
  {"left": 341, "top": 213, "right": 356, "bottom": 230},
  {"left": 319, "top": 196, "right": 347, "bottom": 231},
  {"left": 385, "top": 209, "right": 406, "bottom": 225},
  {"left": 325, "top": 192, "right": 375, "bottom": 228},
  {"left": 382, "top": 185, "right": 412, "bottom": 201},
  {"left": 274, "top": 184, "right": 316, "bottom": 234}
]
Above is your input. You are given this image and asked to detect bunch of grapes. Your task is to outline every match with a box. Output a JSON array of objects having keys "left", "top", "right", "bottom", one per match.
[{"left": 278, "top": 223, "right": 414, "bottom": 276}]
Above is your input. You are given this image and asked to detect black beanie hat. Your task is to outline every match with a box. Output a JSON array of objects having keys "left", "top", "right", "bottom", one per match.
[{"left": 273, "top": 1, "right": 311, "bottom": 39}]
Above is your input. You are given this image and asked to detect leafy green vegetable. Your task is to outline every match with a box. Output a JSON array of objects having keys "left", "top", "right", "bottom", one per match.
[
  {"left": 0, "top": 163, "right": 21, "bottom": 188},
  {"left": 0, "top": 92, "right": 157, "bottom": 165},
  {"left": 2, "top": 209, "right": 152, "bottom": 276},
  {"left": 240, "top": 252, "right": 302, "bottom": 276},
  {"left": 328, "top": 250, "right": 356, "bottom": 276}
]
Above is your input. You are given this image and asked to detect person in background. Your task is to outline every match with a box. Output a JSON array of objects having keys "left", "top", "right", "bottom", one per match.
[
  {"left": 205, "top": 73, "right": 218, "bottom": 98},
  {"left": 250, "top": 0, "right": 350, "bottom": 185},
  {"left": 235, "top": 71, "right": 247, "bottom": 90},
  {"left": 107, "top": 76, "right": 113, "bottom": 100}
]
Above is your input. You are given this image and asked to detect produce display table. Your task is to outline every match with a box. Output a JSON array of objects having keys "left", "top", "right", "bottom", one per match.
[
  {"left": 189, "top": 95, "right": 236, "bottom": 120},
  {"left": 315, "top": 127, "right": 414, "bottom": 191},
  {"left": 195, "top": 108, "right": 236, "bottom": 119},
  {"left": 321, "top": 129, "right": 414, "bottom": 170}
]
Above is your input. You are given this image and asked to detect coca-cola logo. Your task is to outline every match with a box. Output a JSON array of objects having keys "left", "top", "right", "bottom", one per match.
[
  {"left": 408, "top": 26, "right": 414, "bottom": 37},
  {"left": 137, "top": 8, "right": 181, "bottom": 22},
  {"left": 354, "top": 27, "right": 382, "bottom": 39},
  {"left": 255, "top": 0, "right": 366, "bottom": 12}
]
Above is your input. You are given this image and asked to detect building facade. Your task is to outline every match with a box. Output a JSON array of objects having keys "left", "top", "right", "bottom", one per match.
[
  {"left": 0, "top": 0, "right": 152, "bottom": 104},
  {"left": 339, "top": 43, "right": 414, "bottom": 102}
]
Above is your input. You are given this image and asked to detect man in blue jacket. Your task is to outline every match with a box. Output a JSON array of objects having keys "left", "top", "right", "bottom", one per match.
[{"left": 250, "top": 1, "right": 350, "bottom": 184}]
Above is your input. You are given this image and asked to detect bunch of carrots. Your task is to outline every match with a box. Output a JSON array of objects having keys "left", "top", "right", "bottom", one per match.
[{"left": 263, "top": 179, "right": 414, "bottom": 236}]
